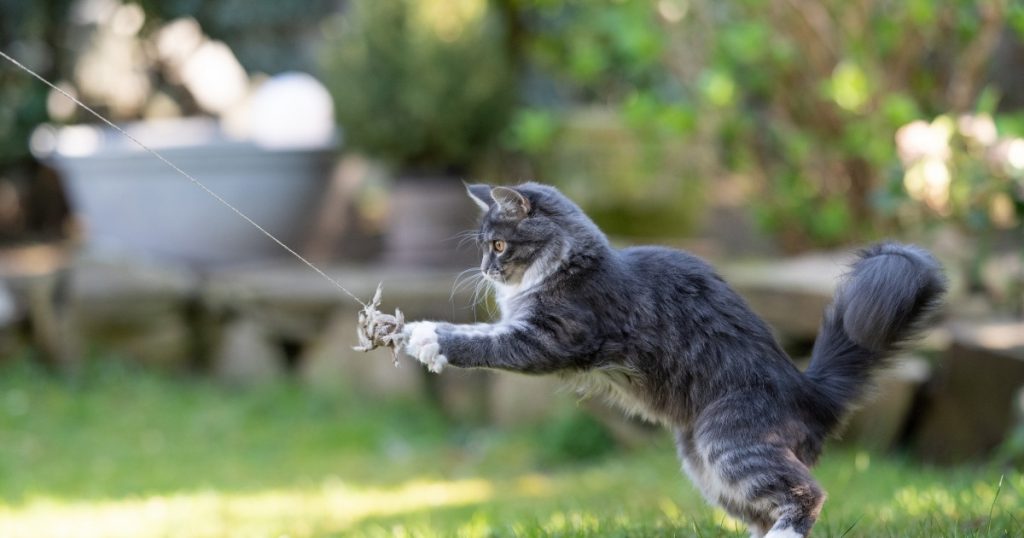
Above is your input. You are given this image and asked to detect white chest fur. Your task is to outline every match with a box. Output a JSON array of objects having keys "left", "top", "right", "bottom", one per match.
[{"left": 563, "top": 366, "right": 661, "bottom": 424}]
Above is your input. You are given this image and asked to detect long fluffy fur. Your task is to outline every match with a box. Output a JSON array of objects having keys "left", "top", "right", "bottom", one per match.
[
  {"left": 804, "top": 243, "right": 947, "bottom": 431},
  {"left": 405, "top": 183, "right": 947, "bottom": 537}
]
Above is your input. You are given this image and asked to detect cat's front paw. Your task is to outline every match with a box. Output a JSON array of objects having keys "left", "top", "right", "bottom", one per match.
[{"left": 403, "top": 321, "right": 448, "bottom": 373}]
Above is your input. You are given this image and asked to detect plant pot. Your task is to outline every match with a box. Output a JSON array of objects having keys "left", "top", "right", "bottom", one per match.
[
  {"left": 32, "top": 117, "right": 337, "bottom": 268},
  {"left": 384, "top": 175, "right": 479, "bottom": 268}
]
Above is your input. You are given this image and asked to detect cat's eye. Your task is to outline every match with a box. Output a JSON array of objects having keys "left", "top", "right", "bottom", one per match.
[{"left": 492, "top": 239, "right": 506, "bottom": 253}]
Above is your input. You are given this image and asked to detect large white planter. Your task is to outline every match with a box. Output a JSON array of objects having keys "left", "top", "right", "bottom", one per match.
[{"left": 32, "top": 118, "right": 337, "bottom": 267}]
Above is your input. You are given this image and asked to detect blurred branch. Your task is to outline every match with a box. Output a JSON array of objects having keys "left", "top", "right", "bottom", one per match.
[
  {"left": 779, "top": 0, "right": 838, "bottom": 66},
  {"left": 947, "top": 0, "right": 1007, "bottom": 111},
  {"left": 493, "top": 0, "right": 527, "bottom": 71}
]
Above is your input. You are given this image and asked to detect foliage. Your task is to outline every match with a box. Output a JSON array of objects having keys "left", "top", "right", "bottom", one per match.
[
  {"left": 0, "top": 63, "right": 45, "bottom": 168},
  {"left": 889, "top": 111, "right": 1024, "bottom": 284},
  {"left": 139, "top": 0, "right": 337, "bottom": 74},
  {"left": 0, "top": 0, "right": 74, "bottom": 168},
  {"left": 514, "top": 0, "right": 669, "bottom": 105},
  {"left": 535, "top": 407, "right": 617, "bottom": 464},
  {"left": 505, "top": 0, "right": 1024, "bottom": 249},
  {"left": 320, "top": 0, "right": 515, "bottom": 172},
  {"left": 696, "top": 0, "right": 1023, "bottom": 250},
  {"left": 0, "top": 1, "right": 77, "bottom": 242},
  {"left": 880, "top": 102, "right": 1024, "bottom": 308},
  {"left": 1, "top": 358, "right": 1022, "bottom": 536},
  {"left": 502, "top": 1, "right": 705, "bottom": 238}
]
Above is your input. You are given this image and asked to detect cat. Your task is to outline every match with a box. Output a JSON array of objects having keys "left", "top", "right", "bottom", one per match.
[{"left": 401, "top": 182, "right": 946, "bottom": 538}]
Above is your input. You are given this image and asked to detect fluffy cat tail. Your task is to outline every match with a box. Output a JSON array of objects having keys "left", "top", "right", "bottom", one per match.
[{"left": 804, "top": 242, "right": 946, "bottom": 431}]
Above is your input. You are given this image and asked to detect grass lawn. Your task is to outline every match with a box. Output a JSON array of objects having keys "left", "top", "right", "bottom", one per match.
[{"left": 0, "top": 359, "right": 1020, "bottom": 537}]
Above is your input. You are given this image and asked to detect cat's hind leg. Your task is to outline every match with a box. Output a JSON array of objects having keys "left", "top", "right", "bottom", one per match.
[
  {"left": 688, "top": 436, "right": 823, "bottom": 532},
  {"left": 696, "top": 439, "right": 824, "bottom": 537},
  {"left": 686, "top": 399, "right": 827, "bottom": 537},
  {"left": 675, "top": 428, "right": 775, "bottom": 536}
]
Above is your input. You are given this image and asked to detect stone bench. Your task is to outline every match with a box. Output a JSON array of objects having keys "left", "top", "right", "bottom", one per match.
[
  {"left": 59, "top": 255, "right": 571, "bottom": 424},
  {"left": 71, "top": 254, "right": 198, "bottom": 370},
  {"left": 201, "top": 261, "right": 573, "bottom": 424},
  {"left": 56, "top": 250, "right": 965, "bottom": 442},
  {"left": 719, "top": 252, "right": 849, "bottom": 342},
  {"left": 201, "top": 262, "right": 475, "bottom": 396}
]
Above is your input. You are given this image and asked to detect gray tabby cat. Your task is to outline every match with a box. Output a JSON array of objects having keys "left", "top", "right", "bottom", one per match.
[{"left": 402, "top": 183, "right": 945, "bottom": 538}]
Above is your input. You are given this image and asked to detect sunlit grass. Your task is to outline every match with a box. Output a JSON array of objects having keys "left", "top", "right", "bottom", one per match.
[
  {"left": 0, "top": 359, "right": 1021, "bottom": 537},
  {"left": 1, "top": 478, "right": 496, "bottom": 537}
]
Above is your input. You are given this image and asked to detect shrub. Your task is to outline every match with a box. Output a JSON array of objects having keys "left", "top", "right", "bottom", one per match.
[
  {"left": 688, "top": 0, "right": 1024, "bottom": 249},
  {"left": 320, "top": 0, "right": 515, "bottom": 172},
  {"left": 535, "top": 408, "right": 618, "bottom": 465},
  {"left": 503, "top": 0, "right": 704, "bottom": 238},
  {"left": 506, "top": 0, "right": 1024, "bottom": 249}
]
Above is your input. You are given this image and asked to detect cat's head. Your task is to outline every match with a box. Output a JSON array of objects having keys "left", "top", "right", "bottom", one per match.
[{"left": 464, "top": 182, "right": 606, "bottom": 288}]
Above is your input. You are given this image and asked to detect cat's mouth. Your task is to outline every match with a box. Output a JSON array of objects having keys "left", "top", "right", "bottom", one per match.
[
  {"left": 483, "top": 268, "right": 505, "bottom": 283},
  {"left": 485, "top": 266, "right": 528, "bottom": 287}
]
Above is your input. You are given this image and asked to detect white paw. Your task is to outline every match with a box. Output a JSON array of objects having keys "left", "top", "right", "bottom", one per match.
[{"left": 403, "top": 321, "right": 448, "bottom": 373}]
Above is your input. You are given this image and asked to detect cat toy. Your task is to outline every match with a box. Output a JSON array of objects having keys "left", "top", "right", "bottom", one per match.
[
  {"left": 352, "top": 283, "right": 406, "bottom": 366},
  {"left": 0, "top": 49, "right": 408, "bottom": 365}
]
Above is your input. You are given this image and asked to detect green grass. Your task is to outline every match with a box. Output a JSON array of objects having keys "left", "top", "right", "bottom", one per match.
[{"left": 0, "top": 359, "right": 1020, "bottom": 537}]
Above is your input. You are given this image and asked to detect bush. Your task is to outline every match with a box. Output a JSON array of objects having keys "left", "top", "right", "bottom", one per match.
[
  {"left": 0, "top": 0, "right": 71, "bottom": 168},
  {"left": 146, "top": 0, "right": 337, "bottom": 74},
  {"left": 503, "top": 1, "right": 705, "bottom": 238},
  {"left": 506, "top": 0, "right": 1024, "bottom": 249},
  {"left": 320, "top": 0, "right": 515, "bottom": 172},
  {"left": 697, "top": 0, "right": 1024, "bottom": 250},
  {"left": 535, "top": 407, "right": 617, "bottom": 465}
]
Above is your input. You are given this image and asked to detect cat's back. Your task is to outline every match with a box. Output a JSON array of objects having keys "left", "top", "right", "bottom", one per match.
[
  {"left": 617, "top": 245, "right": 722, "bottom": 292},
  {"left": 615, "top": 245, "right": 776, "bottom": 339}
]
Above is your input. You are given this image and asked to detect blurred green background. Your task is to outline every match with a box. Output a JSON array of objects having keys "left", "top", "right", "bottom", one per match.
[{"left": 1, "top": 1, "right": 1023, "bottom": 536}]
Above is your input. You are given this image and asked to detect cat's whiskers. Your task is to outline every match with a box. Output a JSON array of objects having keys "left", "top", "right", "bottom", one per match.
[
  {"left": 473, "top": 275, "right": 498, "bottom": 320},
  {"left": 444, "top": 229, "right": 480, "bottom": 242},
  {"left": 470, "top": 277, "right": 485, "bottom": 320},
  {"left": 449, "top": 267, "right": 483, "bottom": 304},
  {"left": 445, "top": 229, "right": 482, "bottom": 252}
]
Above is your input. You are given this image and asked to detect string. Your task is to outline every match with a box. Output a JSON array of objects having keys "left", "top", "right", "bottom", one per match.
[{"left": 0, "top": 49, "right": 367, "bottom": 307}]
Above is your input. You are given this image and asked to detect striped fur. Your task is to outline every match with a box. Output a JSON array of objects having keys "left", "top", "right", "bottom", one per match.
[{"left": 404, "top": 183, "right": 946, "bottom": 537}]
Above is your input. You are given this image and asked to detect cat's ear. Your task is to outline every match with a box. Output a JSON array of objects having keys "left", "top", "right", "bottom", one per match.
[
  {"left": 464, "top": 182, "right": 494, "bottom": 212},
  {"left": 491, "top": 186, "right": 531, "bottom": 219}
]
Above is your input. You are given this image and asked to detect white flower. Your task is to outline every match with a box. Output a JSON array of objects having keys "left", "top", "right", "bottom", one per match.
[
  {"left": 895, "top": 118, "right": 952, "bottom": 165},
  {"left": 1007, "top": 139, "right": 1024, "bottom": 170},
  {"left": 990, "top": 138, "right": 1024, "bottom": 172},
  {"left": 957, "top": 113, "right": 997, "bottom": 146},
  {"left": 903, "top": 158, "right": 951, "bottom": 213}
]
